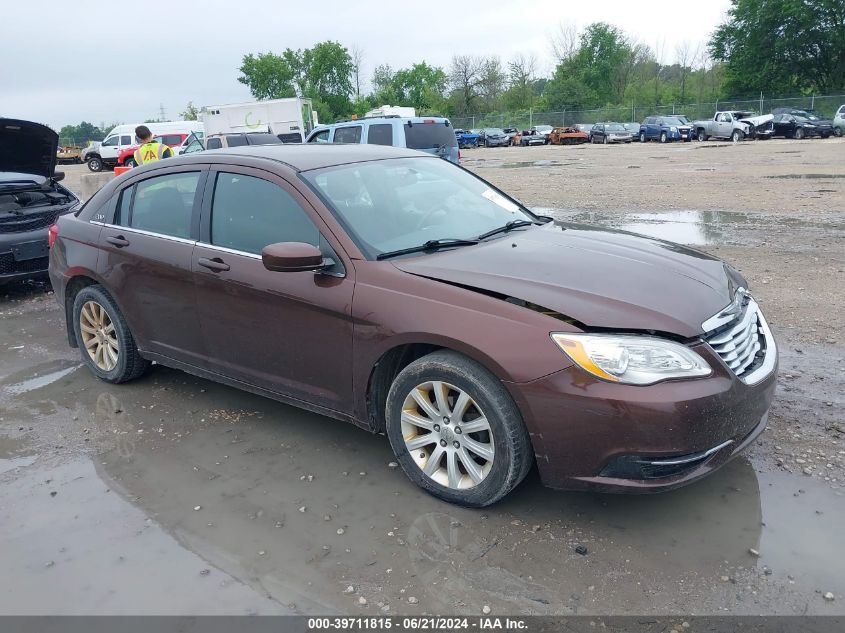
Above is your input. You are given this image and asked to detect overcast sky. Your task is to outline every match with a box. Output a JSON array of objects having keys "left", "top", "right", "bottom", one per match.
[{"left": 1, "top": 0, "right": 731, "bottom": 130}]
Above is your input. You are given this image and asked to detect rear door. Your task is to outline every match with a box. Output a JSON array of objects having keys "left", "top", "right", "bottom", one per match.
[
  {"left": 97, "top": 165, "right": 208, "bottom": 365},
  {"left": 191, "top": 165, "right": 355, "bottom": 412}
]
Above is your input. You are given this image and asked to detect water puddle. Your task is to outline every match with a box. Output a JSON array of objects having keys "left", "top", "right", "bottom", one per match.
[
  {"left": 531, "top": 208, "right": 843, "bottom": 245},
  {"left": 499, "top": 160, "right": 565, "bottom": 169},
  {"left": 766, "top": 174, "right": 845, "bottom": 180},
  {"left": 4, "top": 362, "right": 81, "bottom": 396},
  {"left": 0, "top": 435, "right": 37, "bottom": 475}
]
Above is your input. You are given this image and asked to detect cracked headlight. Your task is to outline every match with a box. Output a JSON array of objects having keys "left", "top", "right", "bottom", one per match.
[{"left": 551, "top": 333, "right": 712, "bottom": 385}]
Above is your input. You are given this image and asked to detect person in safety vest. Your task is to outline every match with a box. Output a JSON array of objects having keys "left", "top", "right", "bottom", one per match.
[{"left": 132, "top": 125, "right": 174, "bottom": 166}]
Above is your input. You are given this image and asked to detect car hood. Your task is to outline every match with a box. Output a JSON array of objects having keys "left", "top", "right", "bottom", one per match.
[
  {"left": 0, "top": 118, "right": 59, "bottom": 178},
  {"left": 392, "top": 223, "right": 742, "bottom": 338}
]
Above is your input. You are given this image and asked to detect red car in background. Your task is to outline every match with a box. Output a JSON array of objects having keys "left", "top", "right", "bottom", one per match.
[{"left": 117, "top": 133, "right": 189, "bottom": 167}]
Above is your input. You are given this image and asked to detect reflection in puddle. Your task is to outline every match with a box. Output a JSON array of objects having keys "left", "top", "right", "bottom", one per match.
[
  {"left": 0, "top": 435, "right": 37, "bottom": 475},
  {"left": 4, "top": 362, "right": 81, "bottom": 396}
]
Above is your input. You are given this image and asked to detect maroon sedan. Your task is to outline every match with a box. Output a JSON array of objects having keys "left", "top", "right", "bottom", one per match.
[{"left": 48, "top": 145, "right": 777, "bottom": 506}]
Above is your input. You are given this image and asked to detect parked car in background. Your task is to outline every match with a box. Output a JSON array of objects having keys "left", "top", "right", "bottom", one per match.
[
  {"left": 693, "top": 111, "right": 774, "bottom": 142},
  {"left": 513, "top": 129, "right": 546, "bottom": 146},
  {"left": 534, "top": 125, "right": 553, "bottom": 143},
  {"left": 590, "top": 122, "right": 633, "bottom": 144},
  {"left": 574, "top": 124, "right": 594, "bottom": 135},
  {"left": 49, "top": 143, "right": 778, "bottom": 506},
  {"left": 479, "top": 128, "right": 510, "bottom": 147},
  {"left": 204, "top": 133, "right": 282, "bottom": 150},
  {"left": 306, "top": 116, "right": 460, "bottom": 164},
  {"left": 835, "top": 105, "right": 845, "bottom": 136},
  {"left": 1, "top": 118, "right": 79, "bottom": 282},
  {"left": 454, "top": 129, "right": 480, "bottom": 149},
  {"left": 771, "top": 108, "right": 835, "bottom": 138},
  {"left": 84, "top": 121, "right": 203, "bottom": 172},
  {"left": 118, "top": 133, "right": 190, "bottom": 167},
  {"left": 770, "top": 112, "right": 828, "bottom": 139},
  {"left": 502, "top": 128, "right": 519, "bottom": 145},
  {"left": 548, "top": 126, "right": 589, "bottom": 145},
  {"left": 623, "top": 122, "right": 641, "bottom": 140},
  {"left": 639, "top": 116, "right": 693, "bottom": 142}
]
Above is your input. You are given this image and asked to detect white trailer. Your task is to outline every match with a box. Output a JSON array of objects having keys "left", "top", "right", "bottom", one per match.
[
  {"left": 201, "top": 98, "right": 317, "bottom": 143},
  {"left": 364, "top": 105, "right": 416, "bottom": 118}
]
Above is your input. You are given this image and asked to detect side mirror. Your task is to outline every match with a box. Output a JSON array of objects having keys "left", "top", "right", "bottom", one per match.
[
  {"left": 53, "top": 171, "right": 65, "bottom": 182},
  {"left": 262, "top": 242, "right": 326, "bottom": 272}
]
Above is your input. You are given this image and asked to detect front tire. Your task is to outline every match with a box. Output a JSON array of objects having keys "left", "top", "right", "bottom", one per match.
[
  {"left": 698, "top": 129, "right": 708, "bottom": 142},
  {"left": 659, "top": 131, "right": 668, "bottom": 143},
  {"left": 87, "top": 156, "right": 103, "bottom": 172},
  {"left": 731, "top": 129, "right": 744, "bottom": 142},
  {"left": 124, "top": 157, "right": 136, "bottom": 168},
  {"left": 385, "top": 350, "right": 532, "bottom": 507},
  {"left": 794, "top": 127, "right": 805, "bottom": 140},
  {"left": 73, "top": 285, "right": 150, "bottom": 384}
]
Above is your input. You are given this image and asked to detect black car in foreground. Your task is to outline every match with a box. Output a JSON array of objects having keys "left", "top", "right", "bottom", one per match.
[
  {"left": 771, "top": 108, "right": 835, "bottom": 139},
  {"left": 1, "top": 119, "right": 79, "bottom": 282}
]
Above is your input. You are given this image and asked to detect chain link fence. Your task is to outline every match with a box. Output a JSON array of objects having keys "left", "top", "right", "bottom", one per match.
[{"left": 450, "top": 94, "right": 845, "bottom": 130}]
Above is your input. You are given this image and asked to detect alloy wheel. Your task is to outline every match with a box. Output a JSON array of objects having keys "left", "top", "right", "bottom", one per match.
[
  {"left": 401, "top": 381, "right": 494, "bottom": 490},
  {"left": 79, "top": 300, "right": 119, "bottom": 371}
]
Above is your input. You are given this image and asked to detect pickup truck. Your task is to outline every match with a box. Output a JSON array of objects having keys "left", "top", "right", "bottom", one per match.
[{"left": 692, "top": 111, "right": 774, "bottom": 142}]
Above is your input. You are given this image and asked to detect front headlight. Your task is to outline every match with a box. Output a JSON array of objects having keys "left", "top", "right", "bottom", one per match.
[
  {"left": 670, "top": 126, "right": 678, "bottom": 132},
  {"left": 551, "top": 333, "right": 712, "bottom": 385}
]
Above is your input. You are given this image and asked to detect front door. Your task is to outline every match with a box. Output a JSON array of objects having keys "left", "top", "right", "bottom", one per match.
[
  {"left": 98, "top": 167, "right": 208, "bottom": 365},
  {"left": 192, "top": 166, "right": 355, "bottom": 413}
]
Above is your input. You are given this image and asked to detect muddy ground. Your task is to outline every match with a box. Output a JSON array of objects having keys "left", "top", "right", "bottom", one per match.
[{"left": 1, "top": 139, "right": 843, "bottom": 615}]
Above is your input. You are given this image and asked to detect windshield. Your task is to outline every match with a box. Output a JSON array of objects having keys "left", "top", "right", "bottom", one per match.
[
  {"left": 663, "top": 117, "right": 685, "bottom": 126},
  {"left": 486, "top": 128, "right": 504, "bottom": 135},
  {"left": 302, "top": 157, "right": 535, "bottom": 259},
  {"left": 607, "top": 123, "right": 625, "bottom": 131}
]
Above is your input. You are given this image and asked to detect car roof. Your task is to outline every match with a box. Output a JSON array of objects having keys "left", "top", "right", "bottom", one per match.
[{"left": 198, "top": 143, "right": 429, "bottom": 172}]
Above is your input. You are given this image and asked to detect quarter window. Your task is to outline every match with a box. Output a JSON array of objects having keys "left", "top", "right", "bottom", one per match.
[
  {"left": 206, "top": 137, "right": 223, "bottom": 150},
  {"left": 118, "top": 172, "right": 200, "bottom": 239},
  {"left": 121, "top": 135, "right": 132, "bottom": 145},
  {"left": 210, "top": 172, "right": 319, "bottom": 255},
  {"left": 367, "top": 124, "right": 393, "bottom": 146},
  {"left": 333, "top": 126, "right": 362, "bottom": 144}
]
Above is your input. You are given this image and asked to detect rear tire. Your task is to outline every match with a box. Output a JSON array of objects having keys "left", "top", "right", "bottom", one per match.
[
  {"left": 640, "top": 131, "right": 646, "bottom": 143},
  {"left": 385, "top": 350, "right": 532, "bottom": 507},
  {"left": 124, "top": 157, "right": 136, "bottom": 168},
  {"left": 72, "top": 285, "right": 150, "bottom": 384},
  {"left": 834, "top": 128, "right": 843, "bottom": 137}
]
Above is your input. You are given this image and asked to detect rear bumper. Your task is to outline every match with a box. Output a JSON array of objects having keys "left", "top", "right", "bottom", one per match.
[{"left": 508, "top": 342, "right": 778, "bottom": 493}]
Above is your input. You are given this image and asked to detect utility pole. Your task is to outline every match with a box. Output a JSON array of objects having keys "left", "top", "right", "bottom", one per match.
[{"left": 159, "top": 103, "right": 167, "bottom": 122}]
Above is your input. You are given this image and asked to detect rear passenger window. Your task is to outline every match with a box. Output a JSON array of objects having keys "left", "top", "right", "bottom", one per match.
[
  {"left": 367, "top": 124, "right": 393, "bottom": 146},
  {"left": 308, "top": 129, "right": 330, "bottom": 143},
  {"left": 206, "top": 137, "right": 223, "bottom": 150},
  {"left": 210, "top": 172, "right": 319, "bottom": 255},
  {"left": 160, "top": 134, "right": 182, "bottom": 145},
  {"left": 334, "top": 126, "right": 362, "bottom": 144},
  {"left": 226, "top": 135, "right": 249, "bottom": 147},
  {"left": 121, "top": 135, "right": 132, "bottom": 145},
  {"left": 121, "top": 172, "right": 199, "bottom": 239}
]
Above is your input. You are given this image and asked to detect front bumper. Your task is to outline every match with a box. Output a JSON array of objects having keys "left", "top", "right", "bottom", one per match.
[
  {"left": 508, "top": 341, "right": 777, "bottom": 493},
  {"left": 0, "top": 227, "right": 51, "bottom": 282}
]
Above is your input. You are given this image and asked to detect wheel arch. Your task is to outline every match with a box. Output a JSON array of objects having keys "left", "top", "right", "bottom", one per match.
[{"left": 364, "top": 337, "right": 512, "bottom": 434}]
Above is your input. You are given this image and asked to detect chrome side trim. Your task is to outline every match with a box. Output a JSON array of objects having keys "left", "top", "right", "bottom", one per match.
[
  {"left": 641, "top": 440, "right": 734, "bottom": 466},
  {"left": 196, "top": 242, "right": 262, "bottom": 260},
  {"left": 100, "top": 223, "right": 196, "bottom": 246}
]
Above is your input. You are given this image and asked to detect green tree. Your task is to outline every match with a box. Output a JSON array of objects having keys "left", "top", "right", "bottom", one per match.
[
  {"left": 238, "top": 41, "right": 353, "bottom": 120},
  {"left": 710, "top": 0, "right": 845, "bottom": 95},
  {"left": 58, "top": 121, "right": 104, "bottom": 144},
  {"left": 180, "top": 101, "right": 199, "bottom": 121}
]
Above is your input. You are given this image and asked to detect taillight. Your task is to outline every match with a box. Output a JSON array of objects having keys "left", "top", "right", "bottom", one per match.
[{"left": 48, "top": 223, "right": 59, "bottom": 248}]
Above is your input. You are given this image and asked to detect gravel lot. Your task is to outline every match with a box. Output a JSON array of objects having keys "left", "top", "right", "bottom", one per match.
[{"left": 1, "top": 138, "right": 843, "bottom": 615}]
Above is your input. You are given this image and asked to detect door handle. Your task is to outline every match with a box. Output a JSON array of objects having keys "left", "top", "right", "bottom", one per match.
[
  {"left": 106, "top": 235, "right": 130, "bottom": 247},
  {"left": 197, "top": 257, "right": 230, "bottom": 272}
]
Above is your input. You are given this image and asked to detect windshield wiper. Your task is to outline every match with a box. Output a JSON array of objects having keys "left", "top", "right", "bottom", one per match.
[
  {"left": 476, "top": 219, "right": 536, "bottom": 241},
  {"left": 376, "top": 238, "right": 479, "bottom": 261}
]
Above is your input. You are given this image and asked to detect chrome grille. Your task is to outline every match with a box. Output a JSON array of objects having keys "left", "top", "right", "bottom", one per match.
[{"left": 703, "top": 294, "right": 776, "bottom": 384}]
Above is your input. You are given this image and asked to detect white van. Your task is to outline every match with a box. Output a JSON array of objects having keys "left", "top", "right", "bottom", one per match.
[{"left": 84, "top": 120, "right": 203, "bottom": 171}]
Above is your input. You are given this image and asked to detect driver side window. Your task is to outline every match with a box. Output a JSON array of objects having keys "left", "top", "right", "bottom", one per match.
[{"left": 102, "top": 136, "right": 119, "bottom": 147}]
